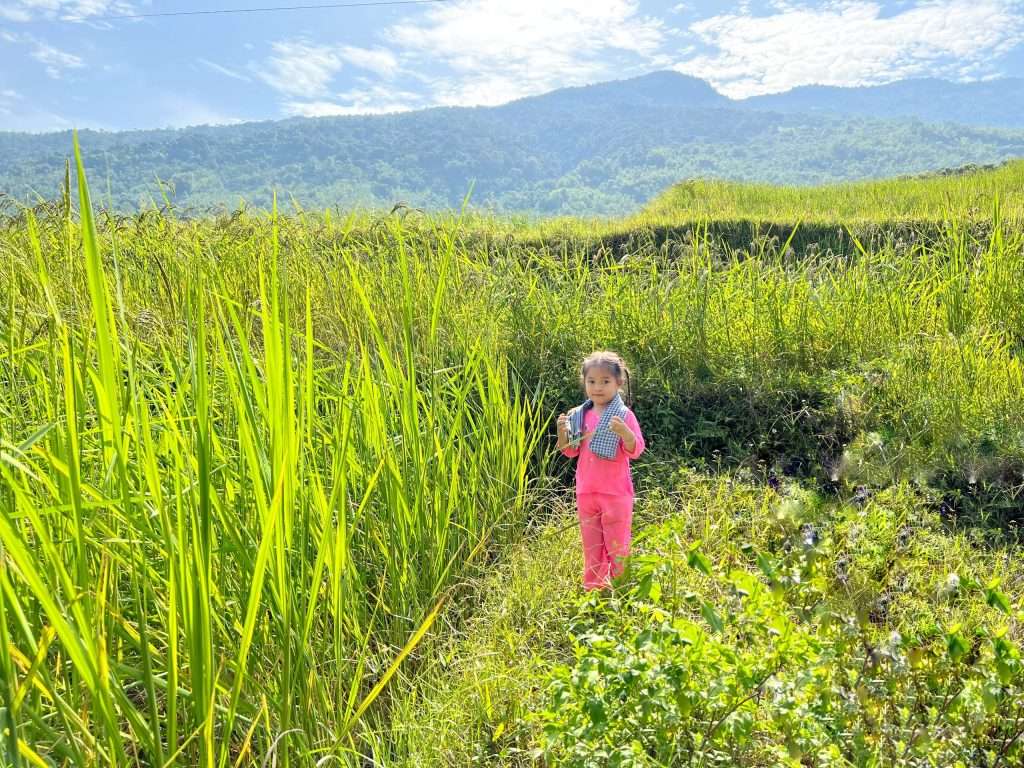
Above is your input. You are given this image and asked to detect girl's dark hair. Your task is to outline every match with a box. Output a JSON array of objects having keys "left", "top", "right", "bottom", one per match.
[{"left": 580, "top": 350, "right": 633, "bottom": 406}]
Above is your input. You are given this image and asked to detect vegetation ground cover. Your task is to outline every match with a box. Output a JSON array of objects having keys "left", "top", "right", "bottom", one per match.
[
  {"left": 1, "top": 151, "right": 1023, "bottom": 765},
  {"left": 397, "top": 471, "right": 1023, "bottom": 766}
]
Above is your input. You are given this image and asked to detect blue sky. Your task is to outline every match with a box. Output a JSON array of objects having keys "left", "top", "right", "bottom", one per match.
[{"left": 2, "top": 0, "right": 1023, "bottom": 132}]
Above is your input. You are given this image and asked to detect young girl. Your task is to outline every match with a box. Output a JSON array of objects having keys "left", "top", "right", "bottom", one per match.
[{"left": 556, "top": 351, "right": 646, "bottom": 591}]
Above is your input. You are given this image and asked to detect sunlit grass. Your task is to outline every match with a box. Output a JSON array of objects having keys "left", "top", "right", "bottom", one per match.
[
  {"left": 2, "top": 146, "right": 1024, "bottom": 764},
  {"left": 638, "top": 159, "right": 1024, "bottom": 224},
  {"left": 0, "top": 137, "right": 545, "bottom": 766}
]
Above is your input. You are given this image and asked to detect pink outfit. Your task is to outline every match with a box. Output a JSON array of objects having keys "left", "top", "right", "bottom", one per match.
[
  {"left": 561, "top": 407, "right": 646, "bottom": 589},
  {"left": 577, "top": 494, "right": 634, "bottom": 589},
  {"left": 560, "top": 408, "right": 645, "bottom": 495}
]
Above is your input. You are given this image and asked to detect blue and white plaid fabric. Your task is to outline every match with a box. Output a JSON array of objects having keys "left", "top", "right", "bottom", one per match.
[{"left": 567, "top": 393, "right": 627, "bottom": 460}]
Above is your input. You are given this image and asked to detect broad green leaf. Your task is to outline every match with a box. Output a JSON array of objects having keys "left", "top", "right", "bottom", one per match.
[
  {"left": 687, "top": 548, "right": 712, "bottom": 576},
  {"left": 701, "top": 602, "right": 725, "bottom": 633}
]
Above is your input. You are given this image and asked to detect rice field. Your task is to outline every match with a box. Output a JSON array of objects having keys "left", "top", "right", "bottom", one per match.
[
  {"left": 1, "top": 143, "right": 1024, "bottom": 765},
  {"left": 638, "top": 159, "right": 1024, "bottom": 224}
]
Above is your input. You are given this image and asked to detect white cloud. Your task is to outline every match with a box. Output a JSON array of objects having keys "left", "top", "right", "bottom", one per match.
[
  {"left": 284, "top": 85, "right": 422, "bottom": 117},
  {"left": 337, "top": 45, "right": 399, "bottom": 78},
  {"left": 256, "top": 40, "right": 404, "bottom": 110},
  {"left": 0, "top": 0, "right": 134, "bottom": 22},
  {"left": 63, "top": 0, "right": 123, "bottom": 16},
  {"left": 198, "top": 57, "right": 251, "bottom": 83},
  {"left": 260, "top": 1, "right": 669, "bottom": 116},
  {"left": 2, "top": 28, "right": 84, "bottom": 77},
  {"left": 256, "top": 41, "right": 400, "bottom": 105},
  {"left": 31, "top": 40, "right": 84, "bottom": 77},
  {"left": 386, "top": 0, "right": 669, "bottom": 107},
  {"left": 0, "top": 5, "right": 33, "bottom": 21},
  {"left": 257, "top": 39, "right": 343, "bottom": 98},
  {"left": 675, "top": 0, "right": 1024, "bottom": 98}
]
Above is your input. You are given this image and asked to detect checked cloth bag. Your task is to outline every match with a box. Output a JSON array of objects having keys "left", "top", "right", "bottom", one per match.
[{"left": 567, "top": 393, "right": 627, "bottom": 460}]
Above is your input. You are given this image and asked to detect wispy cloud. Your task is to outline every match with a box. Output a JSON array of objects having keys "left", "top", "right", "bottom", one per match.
[
  {"left": 675, "top": 0, "right": 1024, "bottom": 98},
  {"left": 284, "top": 85, "right": 423, "bottom": 117},
  {"left": 386, "top": 0, "right": 669, "bottom": 107},
  {"left": 4, "top": 31, "right": 85, "bottom": 78},
  {"left": 0, "top": 5, "right": 33, "bottom": 21},
  {"left": 337, "top": 45, "right": 399, "bottom": 78},
  {"left": 0, "top": 0, "right": 135, "bottom": 22},
  {"left": 198, "top": 57, "right": 252, "bottom": 83},
  {"left": 256, "top": 39, "right": 404, "bottom": 112},
  {"left": 257, "top": 39, "right": 344, "bottom": 98},
  {"left": 31, "top": 40, "right": 84, "bottom": 77}
]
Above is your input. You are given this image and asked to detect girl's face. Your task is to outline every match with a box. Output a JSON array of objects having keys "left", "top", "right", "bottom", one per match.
[{"left": 584, "top": 365, "right": 621, "bottom": 406}]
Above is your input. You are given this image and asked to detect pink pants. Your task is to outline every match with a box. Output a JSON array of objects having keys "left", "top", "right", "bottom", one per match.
[{"left": 576, "top": 493, "right": 634, "bottom": 590}]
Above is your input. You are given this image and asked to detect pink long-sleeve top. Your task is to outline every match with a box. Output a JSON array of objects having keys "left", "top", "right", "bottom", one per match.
[{"left": 560, "top": 406, "right": 646, "bottom": 497}]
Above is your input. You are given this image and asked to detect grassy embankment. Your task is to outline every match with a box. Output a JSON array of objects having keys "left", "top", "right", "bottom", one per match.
[
  {"left": 1, "top": 152, "right": 1023, "bottom": 765},
  {"left": 470, "top": 158, "right": 1024, "bottom": 255}
]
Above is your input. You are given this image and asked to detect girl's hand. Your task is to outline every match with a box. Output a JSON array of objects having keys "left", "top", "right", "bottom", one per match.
[
  {"left": 558, "top": 410, "right": 593, "bottom": 445},
  {"left": 609, "top": 415, "right": 632, "bottom": 438},
  {"left": 556, "top": 412, "right": 569, "bottom": 435}
]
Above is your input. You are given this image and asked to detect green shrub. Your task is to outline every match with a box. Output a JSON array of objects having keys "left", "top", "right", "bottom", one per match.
[{"left": 536, "top": 500, "right": 1024, "bottom": 767}]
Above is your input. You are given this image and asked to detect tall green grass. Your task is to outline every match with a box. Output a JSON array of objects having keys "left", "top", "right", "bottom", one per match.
[
  {"left": 0, "top": 138, "right": 545, "bottom": 765},
  {"left": 480, "top": 209, "right": 1024, "bottom": 502}
]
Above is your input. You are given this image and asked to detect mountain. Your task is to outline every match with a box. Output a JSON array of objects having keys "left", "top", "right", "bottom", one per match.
[
  {"left": 1, "top": 72, "right": 1023, "bottom": 216},
  {"left": 513, "top": 70, "right": 727, "bottom": 111},
  {"left": 741, "top": 77, "right": 1024, "bottom": 130}
]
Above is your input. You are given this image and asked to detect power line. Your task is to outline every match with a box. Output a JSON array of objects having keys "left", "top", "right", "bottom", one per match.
[{"left": 61, "top": 0, "right": 453, "bottom": 23}]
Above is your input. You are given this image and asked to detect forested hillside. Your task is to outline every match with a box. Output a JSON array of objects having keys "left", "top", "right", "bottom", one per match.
[{"left": 2, "top": 72, "right": 1023, "bottom": 215}]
